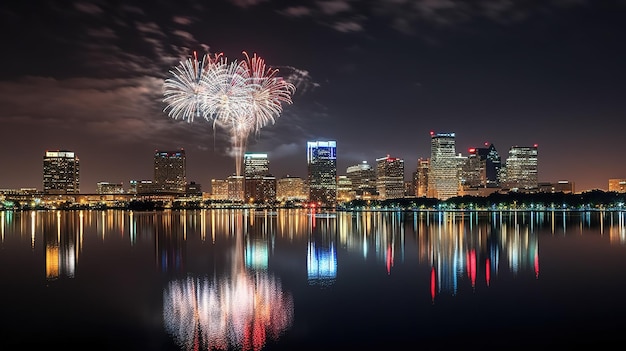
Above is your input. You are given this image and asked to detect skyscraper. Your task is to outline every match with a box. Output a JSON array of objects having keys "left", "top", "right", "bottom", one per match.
[
  {"left": 460, "top": 143, "right": 502, "bottom": 191},
  {"left": 460, "top": 148, "right": 484, "bottom": 190},
  {"left": 307, "top": 141, "right": 337, "bottom": 206},
  {"left": 505, "top": 145, "right": 538, "bottom": 190},
  {"left": 243, "top": 153, "right": 275, "bottom": 203},
  {"left": 227, "top": 175, "right": 244, "bottom": 201},
  {"left": 478, "top": 143, "right": 502, "bottom": 187},
  {"left": 210, "top": 179, "right": 229, "bottom": 200},
  {"left": 346, "top": 161, "right": 376, "bottom": 198},
  {"left": 154, "top": 149, "right": 186, "bottom": 193},
  {"left": 376, "top": 155, "right": 405, "bottom": 200},
  {"left": 415, "top": 158, "right": 429, "bottom": 197},
  {"left": 244, "top": 153, "right": 269, "bottom": 177},
  {"left": 428, "top": 132, "right": 458, "bottom": 200},
  {"left": 43, "top": 150, "right": 80, "bottom": 194}
]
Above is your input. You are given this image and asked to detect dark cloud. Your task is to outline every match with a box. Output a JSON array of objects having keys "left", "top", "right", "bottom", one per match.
[
  {"left": 172, "top": 16, "right": 194, "bottom": 25},
  {"left": 229, "top": 0, "right": 269, "bottom": 8},
  {"left": 74, "top": 2, "right": 103, "bottom": 15},
  {"left": 280, "top": 6, "right": 312, "bottom": 17},
  {"left": 317, "top": 1, "right": 352, "bottom": 15}
]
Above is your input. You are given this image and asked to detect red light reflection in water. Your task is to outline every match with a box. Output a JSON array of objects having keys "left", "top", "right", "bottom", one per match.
[
  {"left": 430, "top": 267, "right": 436, "bottom": 303},
  {"left": 386, "top": 244, "right": 393, "bottom": 274},
  {"left": 534, "top": 251, "right": 540, "bottom": 279},
  {"left": 486, "top": 258, "right": 491, "bottom": 287},
  {"left": 467, "top": 249, "right": 476, "bottom": 288}
]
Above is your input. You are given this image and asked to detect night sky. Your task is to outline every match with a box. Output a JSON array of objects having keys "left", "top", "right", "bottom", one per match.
[{"left": 1, "top": 0, "right": 625, "bottom": 193}]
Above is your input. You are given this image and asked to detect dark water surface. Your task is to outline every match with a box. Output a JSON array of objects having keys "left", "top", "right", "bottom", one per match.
[{"left": 1, "top": 209, "right": 626, "bottom": 350}]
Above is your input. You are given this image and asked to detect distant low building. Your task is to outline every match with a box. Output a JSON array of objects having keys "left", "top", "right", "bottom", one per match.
[
  {"left": 211, "top": 179, "right": 228, "bottom": 200},
  {"left": 276, "top": 176, "right": 307, "bottom": 202},
  {"left": 608, "top": 179, "right": 626, "bottom": 193},
  {"left": 337, "top": 175, "right": 355, "bottom": 203},
  {"left": 97, "top": 182, "right": 124, "bottom": 194},
  {"left": 227, "top": 175, "right": 244, "bottom": 202},
  {"left": 185, "top": 181, "right": 202, "bottom": 195},
  {"left": 136, "top": 180, "right": 159, "bottom": 194},
  {"left": 538, "top": 180, "right": 574, "bottom": 194}
]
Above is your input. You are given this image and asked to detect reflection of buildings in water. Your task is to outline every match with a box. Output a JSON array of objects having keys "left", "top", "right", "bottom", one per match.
[
  {"left": 155, "top": 211, "right": 186, "bottom": 273},
  {"left": 428, "top": 212, "right": 463, "bottom": 296},
  {"left": 0, "top": 212, "right": 4, "bottom": 243},
  {"left": 307, "top": 213, "right": 338, "bottom": 285},
  {"left": 276, "top": 208, "right": 310, "bottom": 241},
  {"left": 607, "top": 211, "right": 626, "bottom": 245},
  {"left": 307, "top": 241, "right": 336, "bottom": 285},
  {"left": 336, "top": 211, "right": 405, "bottom": 274},
  {"left": 244, "top": 209, "right": 273, "bottom": 271},
  {"left": 246, "top": 237, "right": 269, "bottom": 270},
  {"left": 43, "top": 211, "right": 83, "bottom": 280},
  {"left": 163, "top": 211, "right": 293, "bottom": 351},
  {"left": 95, "top": 209, "right": 126, "bottom": 240},
  {"left": 498, "top": 213, "right": 539, "bottom": 277},
  {"left": 427, "top": 211, "right": 539, "bottom": 300}
]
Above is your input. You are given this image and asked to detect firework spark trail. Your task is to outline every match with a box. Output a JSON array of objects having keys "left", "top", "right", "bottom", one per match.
[{"left": 163, "top": 51, "right": 296, "bottom": 178}]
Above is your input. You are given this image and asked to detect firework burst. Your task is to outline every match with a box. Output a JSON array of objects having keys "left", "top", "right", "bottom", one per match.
[
  {"left": 163, "top": 51, "right": 296, "bottom": 177},
  {"left": 242, "top": 51, "right": 296, "bottom": 134},
  {"left": 163, "top": 52, "right": 222, "bottom": 123}
]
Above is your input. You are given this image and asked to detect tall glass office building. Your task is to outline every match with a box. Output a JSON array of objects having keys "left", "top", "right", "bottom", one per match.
[
  {"left": 505, "top": 145, "right": 538, "bottom": 190},
  {"left": 346, "top": 161, "right": 377, "bottom": 197},
  {"left": 244, "top": 153, "right": 269, "bottom": 177},
  {"left": 154, "top": 149, "right": 186, "bottom": 193},
  {"left": 428, "top": 132, "right": 458, "bottom": 200},
  {"left": 376, "top": 155, "right": 405, "bottom": 200},
  {"left": 243, "top": 153, "right": 275, "bottom": 203},
  {"left": 43, "top": 150, "right": 80, "bottom": 194},
  {"left": 307, "top": 141, "right": 337, "bottom": 206}
]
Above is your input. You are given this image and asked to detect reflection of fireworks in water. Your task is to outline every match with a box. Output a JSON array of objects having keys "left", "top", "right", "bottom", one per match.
[
  {"left": 163, "top": 273, "right": 294, "bottom": 351},
  {"left": 163, "top": 51, "right": 296, "bottom": 176}
]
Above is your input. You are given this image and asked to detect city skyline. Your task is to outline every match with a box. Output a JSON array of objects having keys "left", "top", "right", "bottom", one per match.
[{"left": 1, "top": 1, "right": 625, "bottom": 193}]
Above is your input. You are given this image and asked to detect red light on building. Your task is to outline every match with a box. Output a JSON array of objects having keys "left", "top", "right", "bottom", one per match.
[
  {"left": 468, "top": 148, "right": 476, "bottom": 154},
  {"left": 430, "top": 131, "right": 434, "bottom": 136}
]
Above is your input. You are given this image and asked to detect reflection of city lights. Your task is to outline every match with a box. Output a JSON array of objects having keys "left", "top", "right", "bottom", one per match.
[
  {"left": 486, "top": 259, "right": 491, "bottom": 286},
  {"left": 468, "top": 249, "right": 476, "bottom": 288},
  {"left": 307, "top": 241, "right": 337, "bottom": 285},
  {"left": 163, "top": 272, "right": 293, "bottom": 351},
  {"left": 245, "top": 238, "right": 269, "bottom": 270},
  {"left": 534, "top": 251, "right": 540, "bottom": 279},
  {"left": 386, "top": 244, "right": 393, "bottom": 275},
  {"left": 31, "top": 211, "right": 35, "bottom": 249},
  {"left": 431, "top": 267, "right": 436, "bottom": 303}
]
